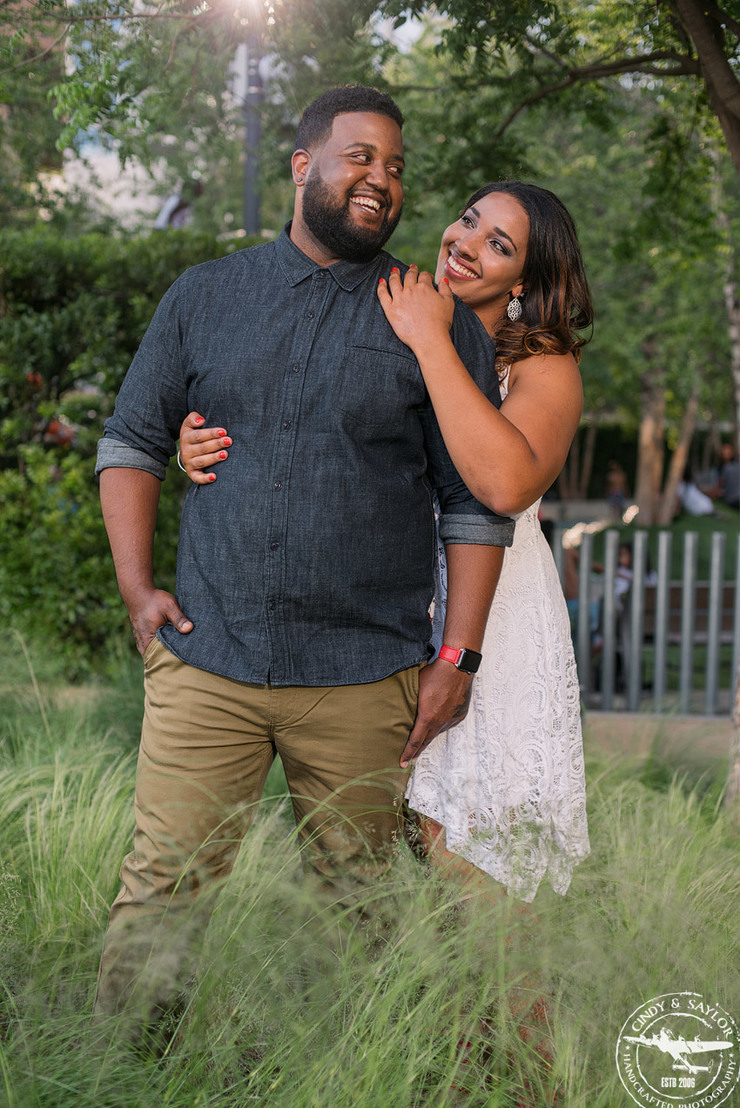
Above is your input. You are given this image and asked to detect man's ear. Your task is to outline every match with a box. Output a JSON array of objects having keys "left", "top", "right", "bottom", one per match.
[{"left": 292, "top": 150, "right": 310, "bottom": 185}]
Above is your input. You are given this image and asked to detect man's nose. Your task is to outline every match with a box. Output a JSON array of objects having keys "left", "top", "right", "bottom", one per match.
[{"left": 364, "top": 160, "right": 390, "bottom": 193}]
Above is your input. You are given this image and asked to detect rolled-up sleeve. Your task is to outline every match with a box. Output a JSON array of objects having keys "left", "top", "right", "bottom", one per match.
[
  {"left": 95, "top": 278, "right": 190, "bottom": 479},
  {"left": 95, "top": 437, "right": 167, "bottom": 479},
  {"left": 438, "top": 510, "right": 514, "bottom": 547},
  {"left": 422, "top": 300, "right": 515, "bottom": 548}
]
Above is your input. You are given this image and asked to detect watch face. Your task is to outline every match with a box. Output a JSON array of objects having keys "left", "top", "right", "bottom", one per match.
[{"left": 459, "top": 649, "right": 482, "bottom": 674}]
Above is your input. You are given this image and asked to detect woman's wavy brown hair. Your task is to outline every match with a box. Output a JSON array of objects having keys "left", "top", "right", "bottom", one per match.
[{"left": 462, "top": 181, "right": 594, "bottom": 365}]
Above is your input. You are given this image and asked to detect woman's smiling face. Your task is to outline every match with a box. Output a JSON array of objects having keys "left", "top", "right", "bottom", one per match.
[{"left": 435, "top": 191, "right": 529, "bottom": 331}]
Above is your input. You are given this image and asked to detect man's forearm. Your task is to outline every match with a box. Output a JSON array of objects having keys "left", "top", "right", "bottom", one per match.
[
  {"left": 442, "top": 542, "right": 505, "bottom": 651},
  {"left": 399, "top": 542, "right": 504, "bottom": 767},
  {"left": 100, "top": 467, "right": 161, "bottom": 608},
  {"left": 100, "top": 466, "right": 194, "bottom": 655}
]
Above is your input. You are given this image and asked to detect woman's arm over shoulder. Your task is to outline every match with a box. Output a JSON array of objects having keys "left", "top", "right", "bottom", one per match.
[
  {"left": 495, "top": 351, "right": 583, "bottom": 509},
  {"left": 422, "top": 348, "right": 582, "bottom": 517}
]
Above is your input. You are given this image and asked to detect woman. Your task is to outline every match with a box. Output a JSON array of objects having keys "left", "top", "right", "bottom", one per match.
[{"left": 177, "top": 181, "right": 592, "bottom": 904}]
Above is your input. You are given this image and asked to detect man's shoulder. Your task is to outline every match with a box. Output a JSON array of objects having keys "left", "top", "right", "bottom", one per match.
[
  {"left": 450, "top": 294, "right": 490, "bottom": 340},
  {"left": 379, "top": 249, "right": 410, "bottom": 275},
  {"left": 172, "top": 240, "right": 275, "bottom": 292}
]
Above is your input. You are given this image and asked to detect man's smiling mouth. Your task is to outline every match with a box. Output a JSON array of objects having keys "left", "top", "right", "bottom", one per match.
[{"left": 350, "top": 195, "right": 384, "bottom": 215}]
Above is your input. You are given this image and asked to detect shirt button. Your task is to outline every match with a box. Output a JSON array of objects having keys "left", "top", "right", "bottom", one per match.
[
  {"left": 307, "top": 311, "right": 315, "bottom": 319},
  {"left": 273, "top": 480, "right": 283, "bottom": 490},
  {"left": 268, "top": 599, "right": 276, "bottom": 611},
  {"left": 282, "top": 420, "right": 292, "bottom": 430},
  {"left": 292, "top": 364, "right": 300, "bottom": 373},
  {"left": 270, "top": 541, "right": 279, "bottom": 551}
]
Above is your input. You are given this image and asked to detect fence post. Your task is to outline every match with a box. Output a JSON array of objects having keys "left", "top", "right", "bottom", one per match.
[
  {"left": 653, "top": 531, "right": 672, "bottom": 711},
  {"left": 705, "top": 531, "right": 726, "bottom": 714},
  {"left": 627, "top": 531, "right": 649, "bottom": 711},
  {"left": 600, "top": 530, "right": 619, "bottom": 710},
  {"left": 679, "top": 532, "right": 698, "bottom": 714},
  {"left": 576, "top": 531, "right": 594, "bottom": 698}
]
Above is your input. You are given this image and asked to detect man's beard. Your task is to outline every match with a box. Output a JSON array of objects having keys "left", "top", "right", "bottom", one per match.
[{"left": 301, "top": 170, "right": 402, "bottom": 262}]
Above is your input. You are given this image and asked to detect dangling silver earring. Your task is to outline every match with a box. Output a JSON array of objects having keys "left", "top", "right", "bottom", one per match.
[{"left": 507, "top": 295, "right": 523, "bottom": 322}]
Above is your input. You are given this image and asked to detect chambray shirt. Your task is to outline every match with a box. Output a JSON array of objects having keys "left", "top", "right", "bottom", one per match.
[{"left": 97, "top": 226, "right": 514, "bottom": 686}]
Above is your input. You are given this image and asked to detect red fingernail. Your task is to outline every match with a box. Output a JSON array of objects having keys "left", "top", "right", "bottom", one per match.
[
  {"left": 194, "top": 417, "right": 204, "bottom": 425},
  {"left": 378, "top": 277, "right": 385, "bottom": 284},
  {"left": 409, "top": 263, "right": 417, "bottom": 268},
  {"left": 218, "top": 450, "right": 227, "bottom": 459},
  {"left": 222, "top": 437, "right": 232, "bottom": 446},
  {"left": 208, "top": 473, "right": 216, "bottom": 482},
  {"left": 391, "top": 267, "right": 399, "bottom": 273},
  {"left": 216, "top": 429, "right": 227, "bottom": 437},
  {"left": 443, "top": 277, "right": 449, "bottom": 283}
]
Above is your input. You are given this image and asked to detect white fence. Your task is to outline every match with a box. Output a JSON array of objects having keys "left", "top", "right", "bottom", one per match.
[{"left": 555, "top": 529, "right": 740, "bottom": 715}]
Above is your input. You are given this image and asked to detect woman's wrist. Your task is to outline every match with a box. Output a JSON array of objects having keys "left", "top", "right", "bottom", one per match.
[{"left": 412, "top": 327, "right": 454, "bottom": 366}]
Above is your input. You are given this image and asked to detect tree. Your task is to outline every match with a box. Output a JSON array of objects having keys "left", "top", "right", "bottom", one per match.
[
  {"left": 0, "top": 12, "right": 66, "bottom": 225},
  {"left": 383, "top": 1, "right": 740, "bottom": 177}
]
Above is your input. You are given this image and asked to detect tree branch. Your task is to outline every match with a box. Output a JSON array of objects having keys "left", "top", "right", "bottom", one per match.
[
  {"left": 491, "top": 50, "right": 701, "bottom": 140},
  {"left": 672, "top": 0, "right": 740, "bottom": 122},
  {"left": 0, "top": 25, "right": 69, "bottom": 73},
  {"left": 706, "top": 1, "right": 740, "bottom": 43}
]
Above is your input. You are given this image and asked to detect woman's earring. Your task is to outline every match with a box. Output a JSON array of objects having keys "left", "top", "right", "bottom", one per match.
[{"left": 507, "top": 295, "right": 523, "bottom": 322}]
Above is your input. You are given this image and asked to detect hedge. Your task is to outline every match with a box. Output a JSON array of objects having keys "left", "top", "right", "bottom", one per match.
[{"left": 0, "top": 228, "right": 257, "bottom": 676}]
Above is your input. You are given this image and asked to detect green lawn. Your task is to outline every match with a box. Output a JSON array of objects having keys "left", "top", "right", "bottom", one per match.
[{"left": 0, "top": 647, "right": 737, "bottom": 1108}]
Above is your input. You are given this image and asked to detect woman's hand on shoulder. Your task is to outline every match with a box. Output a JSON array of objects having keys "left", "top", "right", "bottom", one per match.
[
  {"left": 377, "top": 265, "right": 454, "bottom": 356},
  {"left": 178, "top": 411, "right": 232, "bottom": 484}
]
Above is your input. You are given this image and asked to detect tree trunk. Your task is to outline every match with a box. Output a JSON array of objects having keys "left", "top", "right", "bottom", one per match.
[
  {"left": 556, "top": 468, "right": 571, "bottom": 500},
  {"left": 578, "top": 422, "right": 597, "bottom": 499},
  {"left": 707, "top": 152, "right": 740, "bottom": 451},
  {"left": 701, "top": 419, "right": 722, "bottom": 473},
  {"left": 709, "top": 152, "right": 740, "bottom": 818},
  {"left": 720, "top": 244, "right": 740, "bottom": 454},
  {"left": 567, "top": 429, "right": 580, "bottom": 499},
  {"left": 671, "top": 0, "right": 740, "bottom": 180},
  {"left": 657, "top": 386, "right": 699, "bottom": 526},
  {"left": 634, "top": 344, "right": 666, "bottom": 524}
]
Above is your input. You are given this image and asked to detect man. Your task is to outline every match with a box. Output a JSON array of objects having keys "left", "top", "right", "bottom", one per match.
[{"left": 95, "top": 86, "right": 513, "bottom": 1025}]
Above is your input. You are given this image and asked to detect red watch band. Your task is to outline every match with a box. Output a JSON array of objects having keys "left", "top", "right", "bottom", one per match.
[
  {"left": 438, "top": 643, "right": 483, "bottom": 674},
  {"left": 438, "top": 644, "right": 464, "bottom": 667}
]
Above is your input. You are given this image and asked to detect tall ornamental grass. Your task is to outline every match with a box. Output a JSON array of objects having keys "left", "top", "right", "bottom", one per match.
[{"left": 0, "top": 648, "right": 737, "bottom": 1107}]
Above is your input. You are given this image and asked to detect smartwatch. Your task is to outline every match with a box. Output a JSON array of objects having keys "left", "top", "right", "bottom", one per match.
[{"left": 438, "top": 643, "right": 483, "bottom": 675}]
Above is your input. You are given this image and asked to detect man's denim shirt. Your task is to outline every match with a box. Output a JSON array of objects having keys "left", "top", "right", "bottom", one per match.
[{"left": 97, "top": 226, "right": 514, "bottom": 686}]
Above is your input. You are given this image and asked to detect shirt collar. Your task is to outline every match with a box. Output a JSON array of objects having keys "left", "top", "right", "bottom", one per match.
[{"left": 275, "top": 223, "right": 383, "bottom": 292}]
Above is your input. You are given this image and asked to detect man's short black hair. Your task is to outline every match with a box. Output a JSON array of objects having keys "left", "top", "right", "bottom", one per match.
[{"left": 294, "top": 86, "right": 404, "bottom": 152}]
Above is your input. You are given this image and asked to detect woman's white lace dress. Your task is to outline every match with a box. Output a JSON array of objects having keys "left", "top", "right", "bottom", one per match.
[{"left": 405, "top": 379, "right": 589, "bottom": 902}]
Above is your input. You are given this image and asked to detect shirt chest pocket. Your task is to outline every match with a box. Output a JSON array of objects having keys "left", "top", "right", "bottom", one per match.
[{"left": 332, "top": 345, "right": 425, "bottom": 429}]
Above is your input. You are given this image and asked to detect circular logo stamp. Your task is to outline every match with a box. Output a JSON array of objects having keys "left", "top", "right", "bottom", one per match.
[{"left": 616, "top": 992, "right": 739, "bottom": 1107}]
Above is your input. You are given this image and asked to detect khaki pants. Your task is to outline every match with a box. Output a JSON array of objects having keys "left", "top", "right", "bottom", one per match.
[{"left": 95, "top": 638, "right": 418, "bottom": 1022}]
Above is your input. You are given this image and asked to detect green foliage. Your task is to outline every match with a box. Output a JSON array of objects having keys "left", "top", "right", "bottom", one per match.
[{"left": 0, "top": 228, "right": 256, "bottom": 676}]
